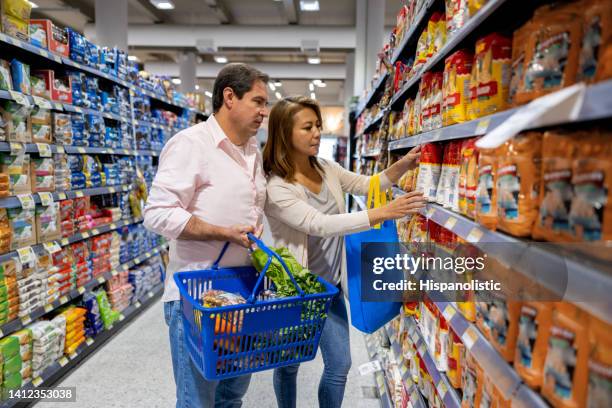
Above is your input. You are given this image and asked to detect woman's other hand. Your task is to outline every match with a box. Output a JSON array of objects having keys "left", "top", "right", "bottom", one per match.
[{"left": 367, "top": 191, "right": 426, "bottom": 226}]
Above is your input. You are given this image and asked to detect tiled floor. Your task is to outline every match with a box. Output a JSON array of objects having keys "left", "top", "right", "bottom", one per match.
[{"left": 37, "top": 299, "right": 380, "bottom": 408}]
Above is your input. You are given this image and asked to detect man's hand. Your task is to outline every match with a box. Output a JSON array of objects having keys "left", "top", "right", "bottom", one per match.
[{"left": 223, "top": 224, "right": 256, "bottom": 248}]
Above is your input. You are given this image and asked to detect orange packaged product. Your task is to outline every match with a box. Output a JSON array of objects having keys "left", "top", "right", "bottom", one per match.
[
  {"left": 508, "top": 22, "right": 533, "bottom": 106},
  {"left": 489, "top": 300, "right": 521, "bottom": 363},
  {"left": 577, "top": 0, "right": 612, "bottom": 83},
  {"left": 533, "top": 130, "right": 581, "bottom": 242},
  {"left": 447, "top": 326, "right": 464, "bottom": 389},
  {"left": 475, "top": 148, "right": 499, "bottom": 230},
  {"left": 474, "top": 33, "right": 511, "bottom": 118},
  {"left": 478, "top": 370, "right": 511, "bottom": 408},
  {"left": 462, "top": 350, "right": 482, "bottom": 408},
  {"left": 443, "top": 50, "right": 474, "bottom": 126},
  {"left": 587, "top": 314, "right": 612, "bottom": 407},
  {"left": 496, "top": 132, "right": 542, "bottom": 237},
  {"left": 515, "top": 302, "right": 554, "bottom": 389},
  {"left": 568, "top": 131, "right": 612, "bottom": 243},
  {"left": 517, "top": 5, "right": 582, "bottom": 104},
  {"left": 543, "top": 302, "right": 590, "bottom": 408},
  {"left": 595, "top": 44, "right": 612, "bottom": 82}
]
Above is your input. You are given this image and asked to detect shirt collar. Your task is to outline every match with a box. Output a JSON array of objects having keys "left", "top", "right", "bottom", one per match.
[{"left": 207, "top": 114, "right": 259, "bottom": 151}]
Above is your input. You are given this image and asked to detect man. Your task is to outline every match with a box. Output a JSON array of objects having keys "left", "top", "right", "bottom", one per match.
[{"left": 143, "top": 63, "right": 269, "bottom": 407}]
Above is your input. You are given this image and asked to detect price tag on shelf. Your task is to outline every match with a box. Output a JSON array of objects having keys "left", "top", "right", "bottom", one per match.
[
  {"left": 32, "top": 96, "right": 52, "bottom": 109},
  {"left": 60, "top": 238, "right": 69, "bottom": 246},
  {"left": 36, "top": 143, "right": 53, "bottom": 157},
  {"left": 21, "top": 315, "right": 32, "bottom": 325},
  {"left": 146, "top": 252, "right": 152, "bottom": 258},
  {"left": 69, "top": 352, "right": 77, "bottom": 360},
  {"left": 9, "top": 142, "right": 24, "bottom": 155},
  {"left": 77, "top": 287, "right": 85, "bottom": 294},
  {"left": 461, "top": 326, "right": 479, "bottom": 350},
  {"left": 85, "top": 337, "right": 94, "bottom": 346},
  {"left": 430, "top": 129, "right": 443, "bottom": 141},
  {"left": 81, "top": 231, "right": 90, "bottom": 238},
  {"left": 426, "top": 207, "right": 435, "bottom": 218},
  {"left": 134, "top": 257, "right": 142, "bottom": 264},
  {"left": 38, "top": 192, "right": 54, "bottom": 206},
  {"left": 97, "top": 276, "right": 105, "bottom": 284},
  {"left": 60, "top": 296, "right": 69, "bottom": 304},
  {"left": 76, "top": 147, "right": 86, "bottom": 154},
  {"left": 32, "top": 376, "right": 43, "bottom": 387},
  {"left": 8, "top": 91, "right": 30, "bottom": 106},
  {"left": 37, "top": 47, "right": 50, "bottom": 59},
  {"left": 475, "top": 118, "right": 491, "bottom": 135},
  {"left": 17, "top": 194, "right": 35, "bottom": 210},
  {"left": 442, "top": 305, "right": 456, "bottom": 322},
  {"left": 110, "top": 223, "right": 117, "bottom": 229},
  {"left": 135, "top": 301, "right": 141, "bottom": 309},
  {"left": 57, "top": 192, "right": 67, "bottom": 200},
  {"left": 444, "top": 217, "right": 457, "bottom": 231},
  {"left": 111, "top": 270, "right": 118, "bottom": 276},
  {"left": 56, "top": 145, "right": 65, "bottom": 154},
  {"left": 418, "top": 343, "right": 426, "bottom": 356},
  {"left": 92, "top": 228, "right": 100, "bottom": 235},
  {"left": 59, "top": 357, "right": 69, "bottom": 367},
  {"left": 16, "top": 246, "right": 35, "bottom": 265},
  {"left": 466, "top": 227, "right": 484, "bottom": 243},
  {"left": 437, "top": 380, "right": 448, "bottom": 398},
  {"left": 119, "top": 314, "right": 125, "bottom": 321},
  {"left": 73, "top": 107, "right": 83, "bottom": 113},
  {"left": 108, "top": 187, "right": 116, "bottom": 193},
  {"left": 122, "top": 149, "right": 130, "bottom": 155},
  {"left": 75, "top": 190, "right": 84, "bottom": 198},
  {"left": 42, "top": 240, "right": 61, "bottom": 254},
  {"left": 44, "top": 304, "right": 53, "bottom": 313},
  {"left": 148, "top": 291, "right": 154, "bottom": 298}
]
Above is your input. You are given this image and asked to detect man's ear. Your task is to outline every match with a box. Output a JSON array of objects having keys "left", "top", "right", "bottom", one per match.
[{"left": 223, "top": 87, "right": 234, "bottom": 109}]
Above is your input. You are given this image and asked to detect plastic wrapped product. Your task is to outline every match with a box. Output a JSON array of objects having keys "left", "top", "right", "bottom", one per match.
[
  {"left": 9, "top": 59, "right": 30, "bottom": 95},
  {"left": 443, "top": 50, "right": 473, "bottom": 126},
  {"left": 0, "top": 101, "right": 32, "bottom": 143},
  {"left": 473, "top": 33, "right": 511, "bottom": 118},
  {"left": 0, "top": 60, "right": 12, "bottom": 91},
  {"left": 475, "top": 148, "right": 499, "bottom": 230},
  {"left": 415, "top": 143, "right": 443, "bottom": 201}
]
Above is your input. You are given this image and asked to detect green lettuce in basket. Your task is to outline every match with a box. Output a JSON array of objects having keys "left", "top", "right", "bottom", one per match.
[{"left": 251, "top": 247, "right": 326, "bottom": 297}]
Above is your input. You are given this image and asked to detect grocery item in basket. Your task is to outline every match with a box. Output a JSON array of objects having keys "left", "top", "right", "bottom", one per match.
[
  {"left": 200, "top": 290, "right": 246, "bottom": 308},
  {"left": 415, "top": 143, "right": 443, "bottom": 201},
  {"left": 251, "top": 247, "right": 326, "bottom": 297},
  {"left": 577, "top": 1, "right": 612, "bottom": 83},
  {"left": 443, "top": 49, "right": 473, "bottom": 126},
  {"left": 533, "top": 130, "right": 580, "bottom": 241},
  {"left": 515, "top": 302, "right": 553, "bottom": 389},
  {"left": 587, "top": 313, "right": 612, "bottom": 407},
  {"left": 496, "top": 132, "right": 542, "bottom": 237},
  {"left": 473, "top": 33, "right": 511, "bottom": 118},
  {"left": 517, "top": 4, "right": 582, "bottom": 104},
  {"left": 568, "top": 131, "right": 612, "bottom": 242},
  {"left": 543, "top": 303, "right": 589, "bottom": 408}
]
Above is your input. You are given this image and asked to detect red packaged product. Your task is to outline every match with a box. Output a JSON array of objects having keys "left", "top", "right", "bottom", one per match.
[
  {"left": 29, "top": 20, "right": 69, "bottom": 57},
  {"left": 30, "top": 70, "right": 72, "bottom": 104}
]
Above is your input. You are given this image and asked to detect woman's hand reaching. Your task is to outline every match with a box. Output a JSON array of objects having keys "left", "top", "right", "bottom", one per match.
[{"left": 367, "top": 191, "right": 427, "bottom": 226}]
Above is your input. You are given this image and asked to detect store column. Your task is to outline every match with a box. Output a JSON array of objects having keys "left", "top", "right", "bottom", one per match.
[
  {"left": 95, "top": 0, "right": 127, "bottom": 50},
  {"left": 354, "top": 0, "right": 386, "bottom": 95},
  {"left": 179, "top": 52, "right": 197, "bottom": 94}
]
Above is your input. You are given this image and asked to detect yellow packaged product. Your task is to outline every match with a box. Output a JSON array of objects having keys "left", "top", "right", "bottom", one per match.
[
  {"left": 543, "top": 303, "right": 589, "bottom": 408},
  {"left": 0, "top": 0, "right": 32, "bottom": 20},
  {"left": 447, "top": 326, "right": 464, "bottom": 388},
  {"left": 587, "top": 314, "right": 612, "bottom": 408},
  {"left": 467, "top": 58, "right": 479, "bottom": 121},
  {"left": 474, "top": 33, "right": 511, "bottom": 118},
  {"left": 458, "top": 138, "right": 479, "bottom": 217},
  {"left": 468, "top": 0, "right": 487, "bottom": 17},
  {"left": 443, "top": 50, "right": 473, "bottom": 126},
  {"left": 0, "top": 13, "right": 27, "bottom": 41},
  {"left": 496, "top": 132, "right": 542, "bottom": 237},
  {"left": 427, "top": 12, "right": 446, "bottom": 60}
]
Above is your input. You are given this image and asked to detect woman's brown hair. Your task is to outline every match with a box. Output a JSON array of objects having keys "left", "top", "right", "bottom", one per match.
[{"left": 263, "top": 96, "right": 324, "bottom": 181}]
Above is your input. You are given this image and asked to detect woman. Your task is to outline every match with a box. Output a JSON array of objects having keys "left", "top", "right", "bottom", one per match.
[{"left": 263, "top": 96, "right": 425, "bottom": 408}]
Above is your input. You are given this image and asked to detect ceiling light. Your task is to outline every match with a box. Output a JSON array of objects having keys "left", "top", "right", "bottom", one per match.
[
  {"left": 28, "top": 1, "right": 38, "bottom": 8},
  {"left": 214, "top": 55, "right": 228, "bottom": 64},
  {"left": 269, "top": 83, "right": 276, "bottom": 91},
  {"left": 310, "top": 92, "right": 316, "bottom": 99},
  {"left": 195, "top": 85, "right": 200, "bottom": 90},
  {"left": 150, "top": 0, "right": 175, "bottom": 10},
  {"left": 171, "top": 78, "right": 181, "bottom": 85},
  {"left": 309, "top": 83, "right": 314, "bottom": 92},
  {"left": 205, "top": 91, "right": 213, "bottom": 97},
  {"left": 127, "top": 55, "right": 139, "bottom": 62},
  {"left": 316, "top": 80, "right": 327, "bottom": 88},
  {"left": 300, "top": 0, "right": 320, "bottom": 11},
  {"left": 307, "top": 57, "right": 321, "bottom": 64},
  {"left": 274, "top": 81, "right": 282, "bottom": 87},
  {"left": 275, "top": 91, "right": 282, "bottom": 99}
]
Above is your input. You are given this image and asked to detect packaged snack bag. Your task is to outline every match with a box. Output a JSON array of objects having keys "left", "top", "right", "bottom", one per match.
[
  {"left": 577, "top": 0, "right": 612, "bottom": 83},
  {"left": 474, "top": 33, "right": 511, "bottom": 117},
  {"left": 587, "top": 313, "right": 612, "bottom": 408},
  {"left": 0, "top": 60, "right": 12, "bottom": 91},
  {"left": 415, "top": 143, "right": 443, "bottom": 201},
  {"left": 515, "top": 302, "right": 554, "bottom": 389},
  {"left": 508, "top": 22, "right": 533, "bottom": 106},
  {"left": 443, "top": 50, "right": 473, "bottom": 126},
  {"left": 462, "top": 350, "right": 482, "bottom": 408},
  {"left": 475, "top": 148, "right": 499, "bottom": 230},
  {"left": 429, "top": 72, "right": 444, "bottom": 130},
  {"left": 446, "top": 0, "right": 469, "bottom": 36},
  {"left": 496, "top": 132, "right": 542, "bottom": 237},
  {"left": 468, "top": 0, "right": 487, "bottom": 17},
  {"left": 489, "top": 300, "right": 521, "bottom": 363}
]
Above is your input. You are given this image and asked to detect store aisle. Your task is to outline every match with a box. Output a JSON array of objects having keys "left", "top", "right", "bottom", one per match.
[{"left": 37, "top": 299, "right": 380, "bottom": 408}]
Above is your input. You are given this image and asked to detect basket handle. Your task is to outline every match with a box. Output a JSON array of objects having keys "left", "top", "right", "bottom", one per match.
[{"left": 246, "top": 233, "right": 305, "bottom": 302}]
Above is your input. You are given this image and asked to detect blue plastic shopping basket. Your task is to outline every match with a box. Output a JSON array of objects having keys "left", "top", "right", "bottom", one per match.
[{"left": 174, "top": 233, "right": 339, "bottom": 380}]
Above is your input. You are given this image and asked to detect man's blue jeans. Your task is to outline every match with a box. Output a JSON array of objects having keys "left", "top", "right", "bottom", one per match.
[
  {"left": 164, "top": 300, "right": 251, "bottom": 408},
  {"left": 273, "top": 295, "right": 352, "bottom": 408}
]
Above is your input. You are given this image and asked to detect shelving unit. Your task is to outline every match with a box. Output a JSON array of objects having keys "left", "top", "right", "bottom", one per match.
[{"left": 364, "top": 335, "right": 393, "bottom": 408}]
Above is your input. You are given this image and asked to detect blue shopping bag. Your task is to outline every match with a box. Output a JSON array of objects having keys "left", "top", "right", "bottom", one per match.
[{"left": 345, "top": 174, "right": 402, "bottom": 333}]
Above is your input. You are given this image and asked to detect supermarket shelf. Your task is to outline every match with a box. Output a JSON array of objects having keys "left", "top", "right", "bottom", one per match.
[
  {"left": 393, "top": 187, "right": 612, "bottom": 325},
  {"left": 0, "top": 281, "right": 164, "bottom": 408},
  {"left": 0, "top": 33, "right": 64, "bottom": 64},
  {"left": 357, "top": 109, "right": 388, "bottom": 138},
  {"left": 0, "top": 142, "right": 162, "bottom": 157},
  {"left": 385, "top": 325, "right": 428, "bottom": 408},
  {"left": 355, "top": 73, "right": 389, "bottom": 119},
  {"left": 0, "top": 217, "right": 143, "bottom": 265},
  {"left": 0, "top": 185, "right": 131, "bottom": 209},
  {"left": 388, "top": 79, "right": 612, "bottom": 150},
  {"left": 61, "top": 56, "right": 132, "bottom": 89},
  {"left": 364, "top": 335, "right": 393, "bottom": 408},
  {"left": 403, "top": 316, "right": 461, "bottom": 408},
  {"left": 390, "top": 0, "right": 508, "bottom": 110},
  {"left": 0, "top": 244, "right": 166, "bottom": 340},
  {"left": 390, "top": 0, "right": 435, "bottom": 64},
  {"left": 361, "top": 148, "right": 383, "bottom": 158}
]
